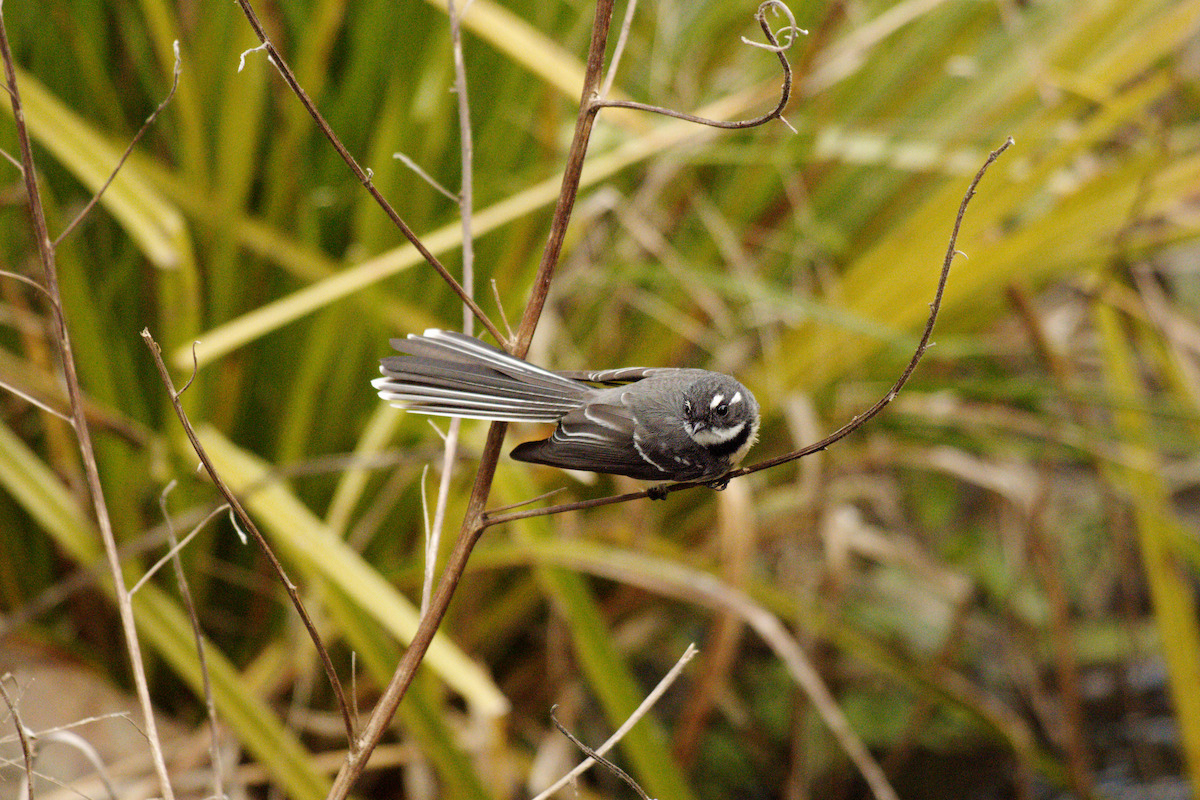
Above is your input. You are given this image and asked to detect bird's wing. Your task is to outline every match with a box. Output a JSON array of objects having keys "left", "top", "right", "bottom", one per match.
[{"left": 509, "top": 399, "right": 674, "bottom": 481}]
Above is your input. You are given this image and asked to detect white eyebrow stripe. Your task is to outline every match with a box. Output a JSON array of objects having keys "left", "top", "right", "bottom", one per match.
[
  {"left": 730, "top": 391, "right": 742, "bottom": 405},
  {"left": 709, "top": 393, "right": 725, "bottom": 409}
]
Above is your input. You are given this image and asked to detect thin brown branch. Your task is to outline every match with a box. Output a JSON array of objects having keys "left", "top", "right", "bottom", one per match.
[
  {"left": 486, "top": 486, "right": 567, "bottom": 515},
  {"left": 532, "top": 643, "right": 698, "bottom": 800},
  {"left": 738, "top": 136, "right": 1014, "bottom": 473},
  {"left": 1, "top": 144, "right": 23, "bottom": 170},
  {"left": 141, "top": 328, "right": 356, "bottom": 747},
  {"left": 231, "top": 0, "right": 505, "bottom": 347},
  {"left": 0, "top": 268, "right": 53, "bottom": 299},
  {"left": 129, "top": 502, "right": 229, "bottom": 596},
  {"left": 0, "top": 677, "right": 35, "bottom": 800},
  {"left": 53, "top": 41, "right": 182, "bottom": 247},
  {"left": 0, "top": 376, "right": 75, "bottom": 424},
  {"left": 592, "top": 0, "right": 800, "bottom": 130},
  {"left": 0, "top": 12, "right": 177, "bottom": 800},
  {"left": 512, "top": 0, "right": 617, "bottom": 356},
  {"left": 550, "top": 707, "right": 652, "bottom": 800},
  {"left": 482, "top": 136, "right": 1015, "bottom": 526},
  {"left": 326, "top": 422, "right": 509, "bottom": 800}
]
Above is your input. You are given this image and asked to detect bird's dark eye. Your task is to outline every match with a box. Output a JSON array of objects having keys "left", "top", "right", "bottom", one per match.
[
  {"left": 714, "top": 403, "right": 729, "bottom": 417},
  {"left": 683, "top": 399, "right": 693, "bottom": 416}
]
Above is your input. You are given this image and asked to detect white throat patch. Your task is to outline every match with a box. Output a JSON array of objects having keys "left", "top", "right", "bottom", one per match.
[{"left": 690, "top": 422, "right": 746, "bottom": 446}]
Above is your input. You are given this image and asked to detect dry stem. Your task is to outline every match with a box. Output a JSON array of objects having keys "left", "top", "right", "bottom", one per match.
[
  {"left": 0, "top": 678, "right": 35, "bottom": 800},
  {"left": 0, "top": 12, "right": 177, "bottom": 800},
  {"left": 231, "top": 0, "right": 504, "bottom": 346},
  {"left": 141, "top": 331, "right": 355, "bottom": 746}
]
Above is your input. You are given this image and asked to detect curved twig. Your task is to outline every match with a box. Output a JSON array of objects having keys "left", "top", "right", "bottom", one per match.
[
  {"left": 735, "top": 137, "right": 1014, "bottom": 474},
  {"left": 591, "top": 0, "right": 802, "bottom": 130},
  {"left": 54, "top": 42, "right": 182, "bottom": 247},
  {"left": 482, "top": 137, "right": 1015, "bottom": 528},
  {"left": 0, "top": 268, "right": 53, "bottom": 300}
]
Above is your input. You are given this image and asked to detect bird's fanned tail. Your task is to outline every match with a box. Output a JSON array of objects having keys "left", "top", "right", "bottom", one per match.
[{"left": 373, "top": 329, "right": 586, "bottom": 422}]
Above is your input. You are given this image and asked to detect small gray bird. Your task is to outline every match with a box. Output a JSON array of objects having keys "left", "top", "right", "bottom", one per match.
[{"left": 373, "top": 330, "right": 760, "bottom": 487}]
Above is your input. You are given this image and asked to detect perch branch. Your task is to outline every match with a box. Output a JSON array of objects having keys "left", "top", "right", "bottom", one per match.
[
  {"left": 317, "top": 3, "right": 802, "bottom": 796},
  {"left": 482, "top": 137, "right": 1015, "bottom": 527}
]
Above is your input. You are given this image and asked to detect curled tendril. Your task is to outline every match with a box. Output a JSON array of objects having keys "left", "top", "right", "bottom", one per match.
[
  {"left": 742, "top": 0, "right": 807, "bottom": 53},
  {"left": 591, "top": 0, "right": 803, "bottom": 130}
]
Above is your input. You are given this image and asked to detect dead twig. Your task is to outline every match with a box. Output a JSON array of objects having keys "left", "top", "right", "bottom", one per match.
[
  {"left": 532, "top": 644, "right": 698, "bottom": 800},
  {"left": 159, "top": 482, "right": 227, "bottom": 800},
  {"left": 141, "top": 329, "right": 356, "bottom": 747},
  {"left": 53, "top": 42, "right": 182, "bottom": 247},
  {"left": 549, "top": 707, "right": 652, "bottom": 800},
  {"left": 593, "top": 0, "right": 803, "bottom": 131},
  {"left": 230, "top": 0, "right": 505, "bottom": 347},
  {"left": 0, "top": 10, "right": 177, "bottom": 798},
  {"left": 1, "top": 677, "right": 35, "bottom": 800}
]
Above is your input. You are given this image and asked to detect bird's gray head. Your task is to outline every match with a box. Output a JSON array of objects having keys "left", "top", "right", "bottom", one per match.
[{"left": 680, "top": 375, "right": 760, "bottom": 460}]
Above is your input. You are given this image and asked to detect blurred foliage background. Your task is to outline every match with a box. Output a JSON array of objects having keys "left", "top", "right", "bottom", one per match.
[{"left": 3, "top": 0, "right": 1200, "bottom": 797}]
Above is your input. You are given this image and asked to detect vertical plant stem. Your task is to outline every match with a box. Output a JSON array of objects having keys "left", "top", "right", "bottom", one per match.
[
  {"left": 161, "top": 489, "right": 226, "bottom": 800},
  {"left": 0, "top": 14, "right": 177, "bottom": 800},
  {"left": 424, "top": 0, "right": 475, "bottom": 617},
  {"left": 450, "top": 0, "right": 474, "bottom": 331}
]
